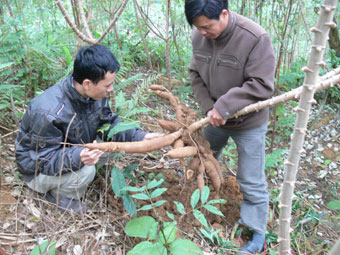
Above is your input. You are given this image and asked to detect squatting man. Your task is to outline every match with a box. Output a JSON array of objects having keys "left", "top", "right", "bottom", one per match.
[{"left": 15, "top": 44, "right": 162, "bottom": 214}]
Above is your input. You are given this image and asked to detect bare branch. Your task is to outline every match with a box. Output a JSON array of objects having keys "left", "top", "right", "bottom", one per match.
[
  {"left": 135, "top": 2, "right": 165, "bottom": 40},
  {"left": 96, "top": 0, "right": 129, "bottom": 44},
  {"left": 76, "top": 0, "right": 94, "bottom": 40},
  {"left": 55, "top": 0, "right": 96, "bottom": 44}
]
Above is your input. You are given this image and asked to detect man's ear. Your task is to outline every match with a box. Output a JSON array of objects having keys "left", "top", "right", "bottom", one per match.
[
  {"left": 82, "top": 79, "right": 91, "bottom": 90},
  {"left": 221, "top": 9, "right": 228, "bottom": 18}
]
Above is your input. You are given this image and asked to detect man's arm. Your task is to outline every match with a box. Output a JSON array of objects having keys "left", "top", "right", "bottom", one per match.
[
  {"left": 98, "top": 99, "right": 147, "bottom": 142},
  {"left": 16, "top": 111, "right": 86, "bottom": 177},
  {"left": 189, "top": 56, "right": 215, "bottom": 115}
]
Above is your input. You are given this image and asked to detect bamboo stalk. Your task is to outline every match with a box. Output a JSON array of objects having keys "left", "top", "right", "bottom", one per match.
[{"left": 278, "top": 1, "right": 338, "bottom": 254}]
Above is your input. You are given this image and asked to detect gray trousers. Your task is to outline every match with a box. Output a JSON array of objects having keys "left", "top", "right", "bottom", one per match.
[
  {"left": 27, "top": 165, "right": 96, "bottom": 200},
  {"left": 204, "top": 122, "right": 269, "bottom": 234}
]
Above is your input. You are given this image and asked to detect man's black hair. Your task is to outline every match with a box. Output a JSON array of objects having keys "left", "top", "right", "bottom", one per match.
[
  {"left": 184, "top": 0, "right": 228, "bottom": 26},
  {"left": 73, "top": 44, "right": 120, "bottom": 84}
]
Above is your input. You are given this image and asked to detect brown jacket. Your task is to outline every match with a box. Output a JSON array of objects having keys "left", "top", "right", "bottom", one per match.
[{"left": 189, "top": 11, "right": 275, "bottom": 130}]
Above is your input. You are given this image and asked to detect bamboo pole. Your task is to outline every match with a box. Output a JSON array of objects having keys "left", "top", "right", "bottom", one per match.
[{"left": 278, "top": 1, "right": 338, "bottom": 254}]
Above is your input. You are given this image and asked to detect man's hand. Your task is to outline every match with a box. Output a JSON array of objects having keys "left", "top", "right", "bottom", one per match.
[
  {"left": 80, "top": 141, "right": 104, "bottom": 166},
  {"left": 207, "top": 108, "right": 226, "bottom": 128},
  {"left": 143, "top": 133, "right": 164, "bottom": 140}
]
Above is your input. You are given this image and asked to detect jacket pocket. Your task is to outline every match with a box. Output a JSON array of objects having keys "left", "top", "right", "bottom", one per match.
[
  {"left": 68, "top": 120, "right": 84, "bottom": 140},
  {"left": 193, "top": 50, "right": 212, "bottom": 64},
  {"left": 217, "top": 54, "right": 241, "bottom": 69},
  {"left": 30, "top": 133, "right": 60, "bottom": 150}
]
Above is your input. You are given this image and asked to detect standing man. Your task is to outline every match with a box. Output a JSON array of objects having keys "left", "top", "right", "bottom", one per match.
[
  {"left": 184, "top": 0, "right": 275, "bottom": 254},
  {"left": 15, "top": 44, "right": 160, "bottom": 214}
]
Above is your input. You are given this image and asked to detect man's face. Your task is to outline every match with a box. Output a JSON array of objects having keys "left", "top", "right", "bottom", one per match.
[
  {"left": 193, "top": 10, "right": 228, "bottom": 39},
  {"left": 85, "top": 71, "right": 116, "bottom": 100}
]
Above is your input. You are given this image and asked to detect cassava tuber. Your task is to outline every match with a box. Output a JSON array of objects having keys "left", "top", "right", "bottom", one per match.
[
  {"left": 73, "top": 129, "right": 183, "bottom": 153},
  {"left": 167, "top": 146, "right": 198, "bottom": 158}
]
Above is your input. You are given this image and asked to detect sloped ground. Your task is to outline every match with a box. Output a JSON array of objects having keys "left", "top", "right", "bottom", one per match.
[{"left": 0, "top": 85, "right": 339, "bottom": 254}]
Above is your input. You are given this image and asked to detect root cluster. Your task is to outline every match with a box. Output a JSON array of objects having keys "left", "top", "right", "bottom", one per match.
[{"left": 150, "top": 85, "right": 224, "bottom": 197}]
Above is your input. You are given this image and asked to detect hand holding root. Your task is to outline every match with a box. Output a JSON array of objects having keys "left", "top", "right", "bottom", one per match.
[{"left": 80, "top": 141, "right": 104, "bottom": 166}]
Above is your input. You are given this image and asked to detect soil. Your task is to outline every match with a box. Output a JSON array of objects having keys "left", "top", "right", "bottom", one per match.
[{"left": 0, "top": 82, "right": 339, "bottom": 255}]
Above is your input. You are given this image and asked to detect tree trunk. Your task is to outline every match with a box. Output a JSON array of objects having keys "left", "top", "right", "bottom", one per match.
[
  {"left": 329, "top": 18, "right": 340, "bottom": 58},
  {"left": 133, "top": 0, "right": 153, "bottom": 70}
]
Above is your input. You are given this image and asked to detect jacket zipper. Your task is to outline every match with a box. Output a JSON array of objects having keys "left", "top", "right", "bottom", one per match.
[
  {"left": 195, "top": 53, "right": 211, "bottom": 63},
  {"left": 217, "top": 58, "right": 237, "bottom": 66}
]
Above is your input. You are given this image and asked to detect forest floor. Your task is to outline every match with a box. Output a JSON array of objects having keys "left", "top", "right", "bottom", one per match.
[{"left": 0, "top": 77, "right": 339, "bottom": 255}]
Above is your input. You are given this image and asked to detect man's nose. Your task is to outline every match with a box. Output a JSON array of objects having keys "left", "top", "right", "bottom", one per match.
[
  {"left": 199, "top": 29, "right": 207, "bottom": 35},
  {"left": 107, "top": 84, "right": 114, "bottom": 92}
]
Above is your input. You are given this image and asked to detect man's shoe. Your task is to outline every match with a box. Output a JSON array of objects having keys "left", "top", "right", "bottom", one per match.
[
  {"left": 45, "top": 191, "right": 87, "bottom": 214},
  {"left": 239, "top": 240, "right": 262, "bottom": 254},
  {"left": 239, "top": 232, "right": 265, "bottom": 254}
]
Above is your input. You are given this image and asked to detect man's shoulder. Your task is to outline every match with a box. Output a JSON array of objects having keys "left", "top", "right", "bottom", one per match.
[
  {"left": 233, "top": 12, "right": 267, "bottom": 38},
  {"left": 28, "top": 78, "right": 68, "bottom": 116}
]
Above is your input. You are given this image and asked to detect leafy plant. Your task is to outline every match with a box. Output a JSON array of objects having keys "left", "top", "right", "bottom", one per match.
[
  {"left": 111, "top": 166, "right": 139, "bottom": 216},
  {"left": 327, "top": 199, "right": 340, "bottom": 219},
  {"left": 173, "top": 186, "right": 226, "bottom": 228},
  {"left": 265, "top": 148, "right": 286, "bottom": 176},
  {"left": 125, "top": 216, "right": 202, "bottom": 255},
  {"left": 200, "top": 227, "right": 238, "bottom": 254},
  {"left": 30, "top": 240, "right": 56, "bottom": 255},
  {"left": 125, "top": 185, "right": 226, "bottom": 255},
  {"left": 222, "top": 141, "right": 237, "bottom": 171}
]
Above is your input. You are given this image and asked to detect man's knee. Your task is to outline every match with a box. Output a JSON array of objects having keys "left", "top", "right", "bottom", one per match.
[{"left": 75, "top": 165, "right": 96, "bottom": 187}]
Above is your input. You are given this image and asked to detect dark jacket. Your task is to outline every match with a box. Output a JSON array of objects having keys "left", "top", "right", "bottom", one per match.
[
  {"left": 15, "top": 75, "right": 146, "bottom": 182},
  {"left": 189, "top": 11, "right": 275, "bottom": 130}
]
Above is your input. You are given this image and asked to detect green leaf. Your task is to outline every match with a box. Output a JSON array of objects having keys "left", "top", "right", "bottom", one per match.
[
  {"left": 193, "top": 209, "right": 208, "bottom": 227},
  {"left": 147, "top": 178, "right": 164, "bottom": 189},
  {"left": 207, "top": 199, "right": 227, "bottom": 205},
  {"left": 0, "top": 84, "right": 22, "bottom": 90},
  {"left": 30, "top": 240, "right": 56, "bottom": 255},
  {"left": 111, "top": 167, "right": 126, "bottom": 197},
  {"left": 96, "top": 123, "right": 111, "bottom": 135},
  {"left": 121, "top": 186, "right": 145, "bottom": 193},
  {"left": 61, "top": 46, "right": 70, "bottom": 56},
  {"left": 139, "top": 204, "right": 153, "bottom": 211},
  {"left": 127, "top": 241, "right": 167, "bottom": 255},
  {"left": 327, "top": 200, "right": 340, "bottom": 210},
  {"left": 150, "top": 188, "right": 167, "bottom": 199},
  {"left": 123, "top": 195, "right": 137, "bottom": 216},
  {"left": 166, "top": 211, "right": 175, "bottom": 220},
  {"left": 158, "top": 222, "right": 177, "bottom": 245},
  {"left": 154, "top": 200, "right": 167, "bottom": 207},
  {"left": 132, "top": 193, "right": 149, "bottom": 200},
  {"left": 174, "top": 201, "right": 185, "bottom": 214},
  {"left": 169, "top": 239, "right": 203, "bottom": 255},
  {"left": 0, "top": 62, "right": 14, "bottom": 71},
  {"left": 93, "top": 31, "right": 101, "bottom": 39},
  {"left": 201, "top": 186, "right": 210, "bottom": 204},
  {"left": 124, "top": 164, "right": 138, "bottom": 182},
  {"left": 107, "top": 121, "right": 139, "bottom": 139},
  {"left": 191, "top": 189, "right": 200, "bottom": 209},
  {"left": 269, "top": 249, "right": 277, "bottom": 255},
  {"left": 125, "top": 216, "right": 158, "bottom": 239},
  {"left": 65, "top": 55, "right": 72, "bottom": 65},
  {"left": 203, "top": 204, "right": 224, "bottom": 216}
]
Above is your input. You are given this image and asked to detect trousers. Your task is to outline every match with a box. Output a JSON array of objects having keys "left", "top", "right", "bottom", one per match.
[
  {"left": 203, "top": 122, "right": 269, "bottom": 234},
  {"left": 27, "top": 164, "right": 96, "bottom": 200}
]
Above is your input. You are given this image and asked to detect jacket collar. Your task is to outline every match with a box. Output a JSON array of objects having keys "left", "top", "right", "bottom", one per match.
[
  {"left": 63, "top": 75, "right": 96, "bottom": 108},
  {"left": 215, "top": 10, "right": 236, "bottom": 43}
]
